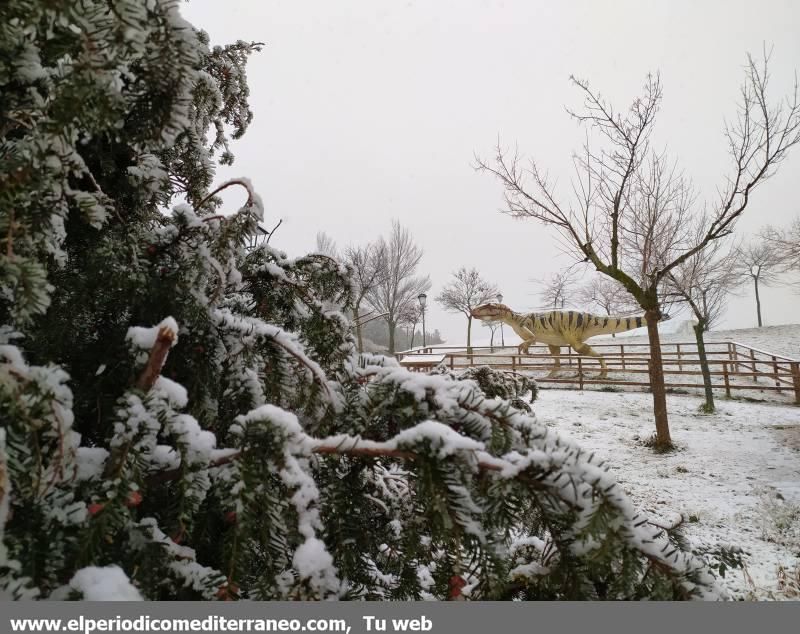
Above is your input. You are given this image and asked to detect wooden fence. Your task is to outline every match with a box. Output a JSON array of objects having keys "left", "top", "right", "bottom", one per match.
[{"left": 396, "top": 340, "right": 800, "bottom": 404}]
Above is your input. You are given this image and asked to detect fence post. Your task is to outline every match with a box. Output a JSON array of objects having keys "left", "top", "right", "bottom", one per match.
[
  {"left": 723, "top": 362, "right": 731, "bottom": 398},
  {"left": 620, "top": 345, "right": 626, "bottom": 370},
  {"left": 578, "top": 356, "right": 584, "bottom": 391},
  {"left": 511, "top": 356, "right": 516, "bottom": 374},
  {"left": 449, "top": 355, "right": 454, "bottom": 370},
  {"left": 750, "top": 349, "right": 757, "bottom": 382},
  {"left": 772, "top": 356, "right": 781, "bottom": 393},
  {"left": 791, "top": 362, "right": 800, "bottom": 405}
]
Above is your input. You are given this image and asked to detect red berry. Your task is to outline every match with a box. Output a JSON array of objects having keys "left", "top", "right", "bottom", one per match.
[
  {"left": 125, "top": 491, "right": 143, "bottom": 507},
  {"left": 194, "top": 345, "right": 205, "bottom": 355},
  {"left": 216, "top": 582, "right": 238, "bottom": 600},
  {"left": 147, "top": 245, "right": 157, "bottom": 256},
  {"left": 224, "top": 511, "right": 237, "bottom": 525},
  {"left": 88, "top": 503, "right": 105, "bottom": 516},
  {"left": 448, "top": 575, "right": 467, "bottom": 599}
]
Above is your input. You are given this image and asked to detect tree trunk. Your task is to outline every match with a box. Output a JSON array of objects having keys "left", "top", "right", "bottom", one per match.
[
  {"left": 388, "top": 319, "right": 396, "bottom": 354},
  {"left": 753, "top": 277, "right": 763, "bottom": 327},
  {"left": 409, "top": 327, "right": 415, "bottom": 349},
  {"left": 352, "top": 301, "right": 363, "bottom": 353},
  {"left": 466, "top": 315, "right": 472, "bottom": 355},
  {"left": 490, "top": 327, "right": 495, "bottom": 352},
  {"left": 645, "top": 310, "right": 672, "bottom": 449},
  {"left": 354, "top": 308, "right": 364, "bottom": 353},
  {"left": 693, "top": 320, "right": 715, "bottom": 413}
]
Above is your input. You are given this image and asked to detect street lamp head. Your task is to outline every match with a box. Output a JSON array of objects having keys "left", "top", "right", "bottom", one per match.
[
  {"left": 497, "top": 293, "right": 503, "bottom": 304},
  {"left": 417, "top": 293, "right": 427, "bottom": 308}
]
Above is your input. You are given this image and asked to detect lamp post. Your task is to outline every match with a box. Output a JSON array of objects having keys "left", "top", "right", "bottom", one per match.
[
  {"left": 417, "top": 293, "right": 427, "bottom": 349},
  {"left": 497, "top": 293, "right": 504, "bottom": 347}
]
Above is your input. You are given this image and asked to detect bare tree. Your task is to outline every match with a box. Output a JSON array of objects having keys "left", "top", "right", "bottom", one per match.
[
  {"left": 367, "top": 221, "right": 431, "bottom": 354},
  {"left": 477, "top": 51, "right": 800, "bottom": 448},
  {"left": 761, "top": 216, "right": 800, "bottom": 278},
  {"left": 537, "top": 269, "right": 580, "bottom": 309},
  {"left": 731, "top": 239, "right": 785, "bottom": 326},
  {"left": 398, "top": 303, "right": 422, "bottom": 350},
  {"left": 315, "top": 231, "right": 339, "bottom": 258},
  {"left": 578, "top": 277, "right": 638, "bottom": 335},
  {"left": 481, "top": 319, "right": 501, "bottom": 352},
  {"left": 343, "top": 241, "right": 388, "bottom": 352},
  {"left": 436, "top": 267, "right": 499, "bottom": 353},
  {"left": 665, "top": 236, "right": 738, "bottom": 412}
]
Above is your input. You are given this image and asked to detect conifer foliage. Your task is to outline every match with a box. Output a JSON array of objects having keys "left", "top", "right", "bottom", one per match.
[{"left": 1, "top": 1, "right": 724, "bottom": 600}]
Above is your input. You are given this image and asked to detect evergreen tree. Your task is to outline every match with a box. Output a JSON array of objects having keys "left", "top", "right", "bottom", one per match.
[{"left": 1, "top": 1, "right": 725, "bottom": 600}]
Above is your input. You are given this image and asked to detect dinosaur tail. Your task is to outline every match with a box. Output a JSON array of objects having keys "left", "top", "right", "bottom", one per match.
[{"left": 605, "top": 315, "right": 646, "bottom": 334}]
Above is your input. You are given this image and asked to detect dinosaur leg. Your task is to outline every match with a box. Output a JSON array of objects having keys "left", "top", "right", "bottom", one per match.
[
  {"left": 546, "top": 345, "right": 561, "bottom": 377},
  {"left": 517, "top": 327, "right": 536, "bottom": 355},
  {"left": 573, "top": 342, "right": 608, "bottom": 379}
]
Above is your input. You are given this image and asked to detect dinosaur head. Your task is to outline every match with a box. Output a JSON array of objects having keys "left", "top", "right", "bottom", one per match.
[{"left": 471, "top": 303, "right": 512, "bottom": 322}]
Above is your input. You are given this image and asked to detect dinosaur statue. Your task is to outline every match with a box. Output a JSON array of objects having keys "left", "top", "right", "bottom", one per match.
[{"left": 471, "top": 303, "right": 654, "bottom": 379}]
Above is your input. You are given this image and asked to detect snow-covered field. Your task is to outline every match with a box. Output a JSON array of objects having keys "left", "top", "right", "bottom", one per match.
[
  {"left": 458, "top": 323, "right": 800, "bottom": 599},
  {"left": 516, "top": 323, "right": 799, "bottom": 600},
  {"left": 535, "top": 389, "right": 800, "bottom": 600}
]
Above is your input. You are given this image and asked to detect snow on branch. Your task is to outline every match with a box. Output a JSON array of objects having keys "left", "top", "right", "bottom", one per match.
[
  {"left": 130, "top": 318, "right": 179, "bottom": 392},
  {"left": 195, "top": 178, "right": 264, "bottom": 221},
  {"left": 213, "top": 309, "right": 338, "bottom": 408},
  {"left": 185, "top": 397, "right": 724, "bottom": 598}
]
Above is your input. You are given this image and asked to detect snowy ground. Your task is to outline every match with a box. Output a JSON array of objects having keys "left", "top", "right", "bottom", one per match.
[
  {"left": 459, "top": 323, "right": 800, "bottom": 599},
  {"left": 534, "top": 389, "right": 800, "bottom": 600}
]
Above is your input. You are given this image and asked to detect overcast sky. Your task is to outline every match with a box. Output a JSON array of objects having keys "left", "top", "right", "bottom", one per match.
[{"left": 182, "top": 0, "right": 800, "bottom": 344}]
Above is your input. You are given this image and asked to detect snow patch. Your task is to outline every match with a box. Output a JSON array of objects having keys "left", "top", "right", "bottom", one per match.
[
  {"left": 126, "top": 317, "right": 180, "bottom": 350},
  {"left": 69, "top": 566, "right": 143, "bottom": 601},
  {"left": 392, "top": 421, "right": 484, "bottom": 458},
  {"left": 153, "top": 376, "right": 188, "bottom": 409},
  {"left": 74, "top": 447, "right": 109, "bottom": 482},
  {"left": 293, "top": 537, "right": 340, "bottom": 595}
]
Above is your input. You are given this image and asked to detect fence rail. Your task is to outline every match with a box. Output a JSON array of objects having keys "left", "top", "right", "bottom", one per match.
[{"left": 395, "top": 340, "right": 800, "bottom": 404}]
